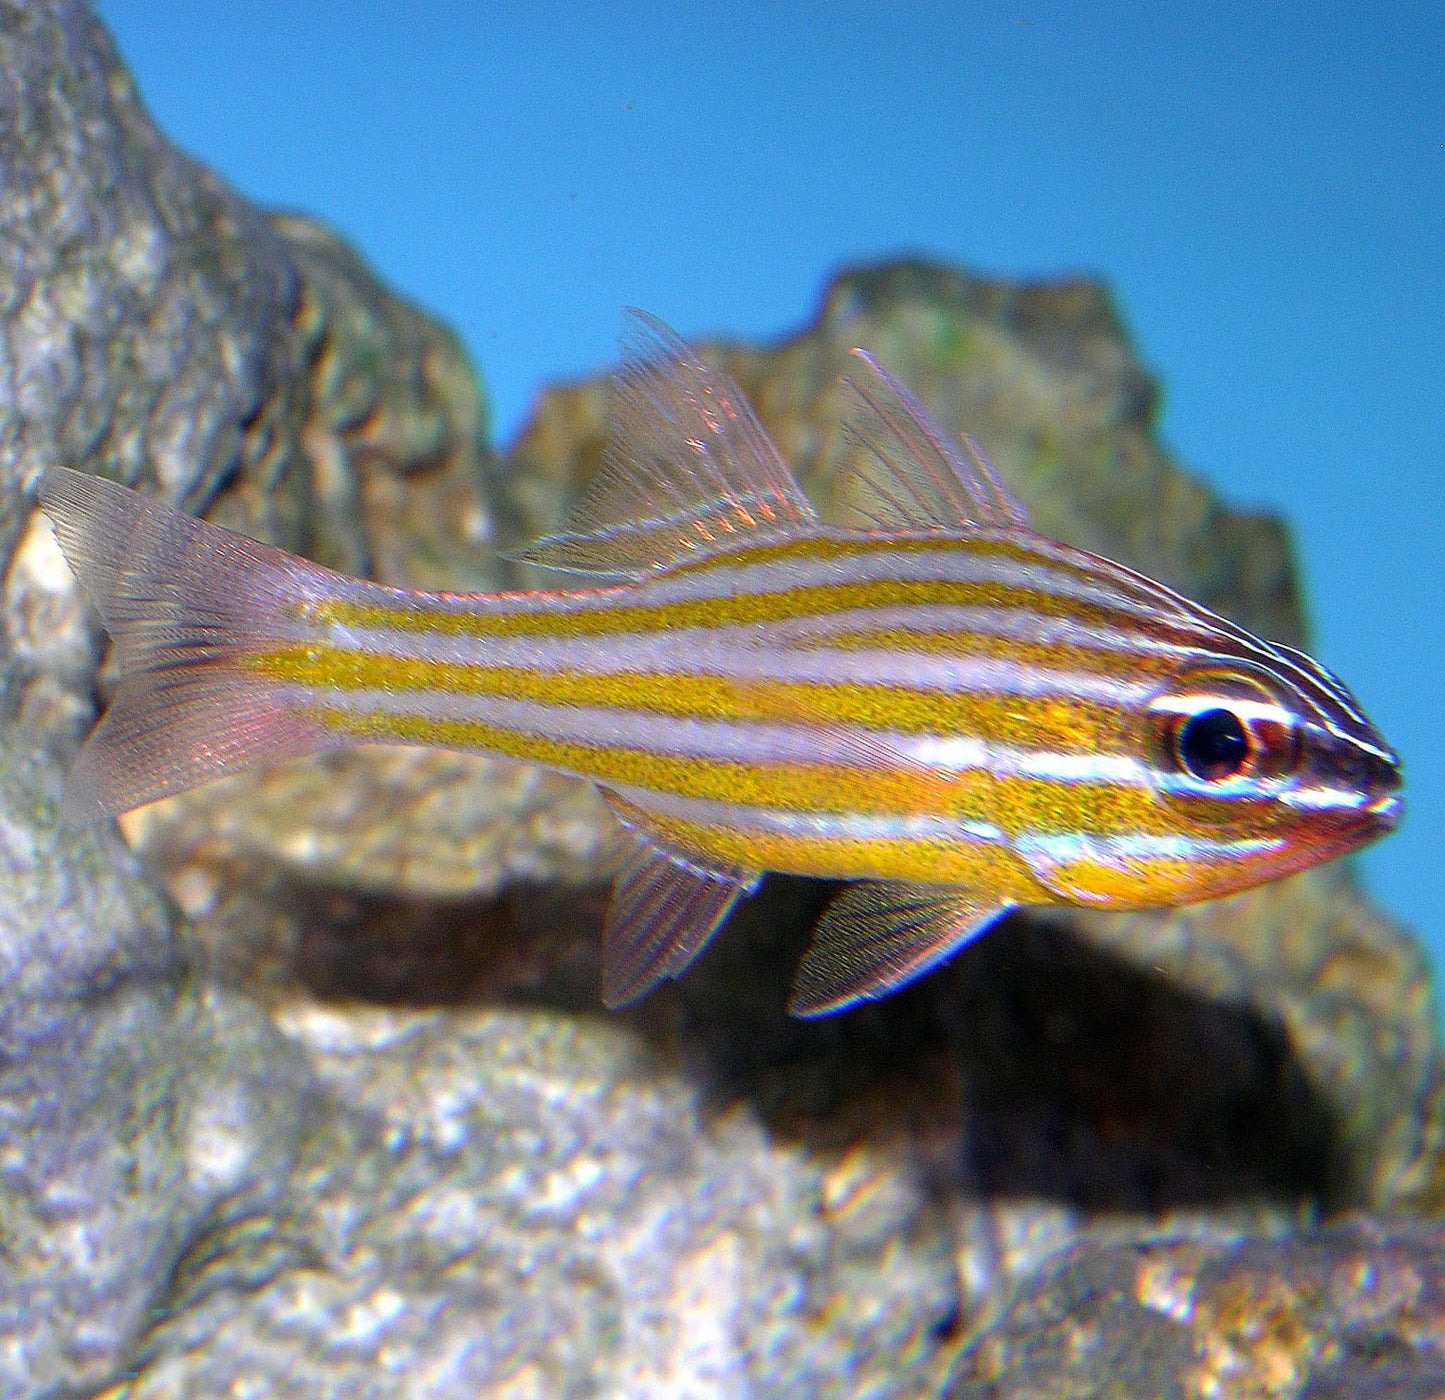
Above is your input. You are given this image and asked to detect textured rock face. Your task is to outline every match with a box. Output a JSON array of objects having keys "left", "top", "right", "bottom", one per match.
[
  {"left": 0, "top": 729, "right": 315, "bottom": 1397},
  {"left": 946, "top": 1219, "right": 1445, "bottom": 1397},
  {"left": 122, "top": 1006, "right": 959, "bottom": 1399},
  {"left": 0, "top": 4, "right": 1441, "bottom": 1398}
]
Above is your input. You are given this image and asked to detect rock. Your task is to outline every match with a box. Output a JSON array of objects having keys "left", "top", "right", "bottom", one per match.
[
  {"left": 119, "top": 1005, "right": 960, "bottom": 1399},
  {"left": 0, "top": 731, "right": 173, "bottom": 1055},
  {"left": 0, "top": 0, "right": 299, "bottom": 748},
  {"left": 946, "top": 1217, "right": 1445, "bottom": 1397},
  {"left": 0, "top": 3, "right": 1440, "bottom": 1397},
  {"left": 0, "top": 727, "right": 316, "bottom": 1397},
  {"left": 265, "top": 210, "right": 498, "bottom": 594}
]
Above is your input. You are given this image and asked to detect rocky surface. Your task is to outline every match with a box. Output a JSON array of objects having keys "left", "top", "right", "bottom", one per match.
[
  {"left": 0, "top": 3, "right": 1441, "bottom": 1398},
  {"left": 117, "top": 1005, "right": 961, "bottom": 1399},
  {"left": 947, "top": 1217, "right": 1445, "bottom": 1398},
  {"left": 0, "top": 729, "right": 315, "bottom": 1397}
]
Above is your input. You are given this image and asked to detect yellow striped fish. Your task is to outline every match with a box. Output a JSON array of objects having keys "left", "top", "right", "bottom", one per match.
[{"left": 37, "top": 312, "right": 1402, "bottom": 1016}]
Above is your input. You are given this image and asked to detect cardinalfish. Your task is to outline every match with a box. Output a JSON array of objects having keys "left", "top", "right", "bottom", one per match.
[{"left": 37, "top": 312, "right": 1401, "bottom": 1016}]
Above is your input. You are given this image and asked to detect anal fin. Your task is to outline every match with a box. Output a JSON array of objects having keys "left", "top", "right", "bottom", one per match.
[
  {"left": 601, "top": 797, "right": 761, "bottom": 1008},
  {"left": 788, "top": 881, "right": 1013, "bottom": 1018}
]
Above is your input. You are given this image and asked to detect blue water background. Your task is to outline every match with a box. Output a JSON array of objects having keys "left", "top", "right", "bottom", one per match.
[{"left": 95, "top": 1, "right": 1445, "bottom": 1004}]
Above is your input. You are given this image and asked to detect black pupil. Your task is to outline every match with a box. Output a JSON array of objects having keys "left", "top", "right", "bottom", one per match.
[{"left": 1177, "top": 708, "right": 1250, "bottom": 781}]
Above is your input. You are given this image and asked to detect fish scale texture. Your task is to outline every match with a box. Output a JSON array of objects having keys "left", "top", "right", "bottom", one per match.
[{"left": 0, "top": 3, "right": 1441, "bottom": 1398}]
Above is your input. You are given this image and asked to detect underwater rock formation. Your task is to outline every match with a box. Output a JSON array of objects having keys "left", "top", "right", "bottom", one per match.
[
  {"left": 0, "top": 2, "right": 1440, "bottom": 1395},
  {"left": 946, "top": 1218, "right": 1445, "bottom": 1396}
]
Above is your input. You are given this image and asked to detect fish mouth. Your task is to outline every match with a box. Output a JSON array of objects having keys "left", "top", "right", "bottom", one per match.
[
  {"left": 1365, "top": 791, "right": 1404, "bottom": 831},
  {"left": 1342, "top": 736, "right": 1403, "bottom": 834}
]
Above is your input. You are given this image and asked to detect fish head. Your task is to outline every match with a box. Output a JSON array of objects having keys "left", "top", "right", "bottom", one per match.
[
  {"left": 1138, "top": 649, "right": 1402, "bottom": 900},
  {"left": 1022, "top": 648, "right": 1402, "bottom": 909}
]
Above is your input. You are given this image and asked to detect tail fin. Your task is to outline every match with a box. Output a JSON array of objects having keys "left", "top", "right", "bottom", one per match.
[{"left": 37, "top": 468, "right": 342, "bottom": 822}]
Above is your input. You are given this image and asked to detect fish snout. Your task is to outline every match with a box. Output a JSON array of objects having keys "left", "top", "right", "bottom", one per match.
[
  {"left": 1326, "top": 734, "right": 1404, "bottom": 832},
  {"left": 1362, "top": 746, "right": 1404, "bottom": 831}
]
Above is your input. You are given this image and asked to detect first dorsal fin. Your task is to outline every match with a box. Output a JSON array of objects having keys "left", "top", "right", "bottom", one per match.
[
  {"left": 832, "top": 350, "right": 1029, "bottom": 534},
  {"left": 515, "top": 310, "right": 818, "bottom": 581}
]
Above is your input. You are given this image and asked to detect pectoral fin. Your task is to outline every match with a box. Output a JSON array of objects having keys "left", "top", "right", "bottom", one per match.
[
  {"left": 1016, "top": 832, "right": 1148, "bottom": 906},
  {"left": 788, "top": 881, "right": 1013, "bottom": 1017},
  {"left": 600, "top": 802, "right": 761, "bottom": 1008}
]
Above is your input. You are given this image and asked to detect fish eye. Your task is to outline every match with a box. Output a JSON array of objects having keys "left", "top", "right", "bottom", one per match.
[
  {"left": 1149, "top": 666, "right": 1304, "bottom": 789},
  {"left": 1171, "top": 707, "right": 1251, "bottom": 782}
]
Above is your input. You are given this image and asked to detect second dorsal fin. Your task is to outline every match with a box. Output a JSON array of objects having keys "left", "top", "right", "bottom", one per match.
[
  {"left": 515, "top": 310, "right": 818, "bottom": 581},
  {"left": 832, "top": 350, "right": 1029, "bottom": 534}
]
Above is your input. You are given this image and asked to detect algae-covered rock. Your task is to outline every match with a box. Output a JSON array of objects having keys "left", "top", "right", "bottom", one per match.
[{"left": 0, "top": 3, "right": 1440, "bottom": 1397}]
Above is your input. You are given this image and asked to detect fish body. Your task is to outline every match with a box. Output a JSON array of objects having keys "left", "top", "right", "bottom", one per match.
[{"left": 37, "top": 312, "right": 1402, "bottom": 1015}]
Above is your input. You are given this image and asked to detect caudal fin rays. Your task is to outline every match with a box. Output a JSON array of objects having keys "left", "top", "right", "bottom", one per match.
[{"left": 37, "top": 468, "right": 342, "bottom": 821}]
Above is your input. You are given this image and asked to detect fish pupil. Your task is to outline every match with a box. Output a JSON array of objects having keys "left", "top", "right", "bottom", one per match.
[{"left": 1176, "top": 707, "right": 1251, "bottom": 781}]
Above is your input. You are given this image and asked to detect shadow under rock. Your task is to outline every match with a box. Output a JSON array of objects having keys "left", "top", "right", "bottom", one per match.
[
  {"left": 287, "top": 871, "right": 1342, "bottom": 1218},
  {"left": 287, "top": 877, "right": 613, "bottom": 1013}
]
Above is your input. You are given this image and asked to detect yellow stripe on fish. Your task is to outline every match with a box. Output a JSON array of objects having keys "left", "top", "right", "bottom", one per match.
[{"left": 244, "top": 645, "right": 1142, "bottom": 749}]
